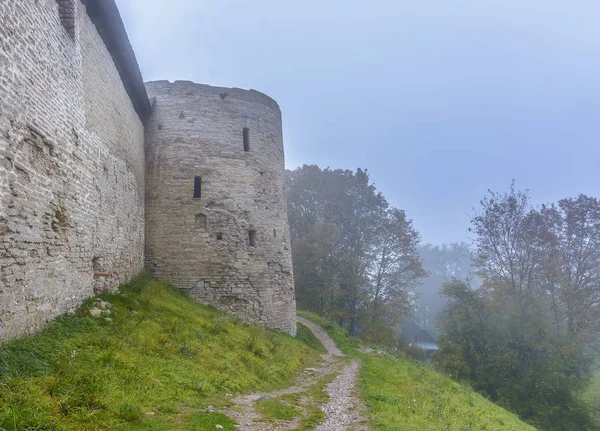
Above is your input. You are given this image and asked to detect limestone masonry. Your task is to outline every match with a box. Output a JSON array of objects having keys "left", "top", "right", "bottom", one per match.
[{"left": 0, "top": 0, "right": 297, "bottom": 341}]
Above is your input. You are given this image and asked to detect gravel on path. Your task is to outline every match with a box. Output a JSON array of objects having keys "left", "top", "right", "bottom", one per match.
[
  {"left": 316, "top": 359, "right": 366, "bottom": 431},
  {"left": 224, "top": 317, "right": 367, "bottom": 431}
]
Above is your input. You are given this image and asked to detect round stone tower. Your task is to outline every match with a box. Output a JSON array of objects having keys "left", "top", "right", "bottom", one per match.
[{"left": 144, "top": 80, "right": 296, "bottom": 335}]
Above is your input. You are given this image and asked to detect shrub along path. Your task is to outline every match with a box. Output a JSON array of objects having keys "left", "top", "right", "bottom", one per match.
[{"left": 222, "top": 317, "right": 368, "bottom": 431}]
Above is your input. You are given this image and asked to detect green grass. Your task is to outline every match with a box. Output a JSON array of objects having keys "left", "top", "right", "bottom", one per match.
[
  {"left": 184, "top": 411, "right": 237, "bottom": 430},
  {"left": 255, "top": 398, "right": 299, "bottom": 421},
  {"left": 361, "top": 355, "right": 537, "bottom": 431},
  {"left": 0, "top": 275, "right": 321, "bottom": 430},
  {"left": 295, "top": 322, "right": 327, "bottom": 354},
  {"left": 298, "top": 310, "right": 537, "bottom": 431}
]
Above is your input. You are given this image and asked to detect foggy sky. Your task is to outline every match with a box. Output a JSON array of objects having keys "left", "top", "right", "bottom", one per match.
[{"left": 115, "top": 0, "right": 600, "bottom": 245}]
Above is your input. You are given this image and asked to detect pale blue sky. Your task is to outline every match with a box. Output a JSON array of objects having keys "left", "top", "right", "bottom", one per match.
[{"left": 115, "top": 0, "right": 600, "bottom": 245}]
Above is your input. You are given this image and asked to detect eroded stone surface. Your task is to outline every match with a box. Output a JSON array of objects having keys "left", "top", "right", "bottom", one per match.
[
  {"left": 144, "top": 81, "right": 296, "bottom": 335},
  {"left": 0, "top": 0, "right": 145, "bottom": 342}
]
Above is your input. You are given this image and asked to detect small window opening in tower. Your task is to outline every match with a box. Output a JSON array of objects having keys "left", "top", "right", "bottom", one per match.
[
  {"left": 193, "top": 176, "right": 201, "bottom": 199},
  {"left": 56, "top": 0, "right": 76, "bottom": 39},
  {"left": 243, "top": 127, "right": 250, "bottom": 152},
  {"left": 249, "top": 230, "right": 257, "bottom": 247},
  {"left": 273, "top": 229, "right": 277, "bottom": 238}
]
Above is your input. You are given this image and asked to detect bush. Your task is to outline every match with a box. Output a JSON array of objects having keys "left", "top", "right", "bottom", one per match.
[
  {"left": 360, "top": 320, "right": 400, "bottom": 349},
  {"left": 406, "top": 345, "right": 426, "bottom": 362},
  {"left": 435, "top": 280, "right": 596, "bottom": 430}
]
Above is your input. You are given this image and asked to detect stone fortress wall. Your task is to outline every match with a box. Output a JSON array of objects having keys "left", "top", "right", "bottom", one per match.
[
  {"left": 0, "top": 0, "right": 296, "bottom": 341},
  {"left": 145, "top": 81, "right": 296, "bottom": 335},
  {"left": 0, "top": 0, "right": 149, "bottom": 341}
]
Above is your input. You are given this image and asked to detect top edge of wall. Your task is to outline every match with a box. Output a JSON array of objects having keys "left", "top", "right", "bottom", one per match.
[{"left": 144, "top": 80, "right": 280, "bottom": 112}]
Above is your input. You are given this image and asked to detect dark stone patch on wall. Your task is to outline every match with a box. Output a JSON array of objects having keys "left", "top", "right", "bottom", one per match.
[
  {"left": 50, "top": 200, "right": 69, "bottom": 239},
  {"left": 56, "top": 0, "right": 76, "bottom": 39}
]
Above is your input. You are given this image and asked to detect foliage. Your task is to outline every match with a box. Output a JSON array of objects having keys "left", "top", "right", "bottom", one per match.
[
  {"left": 367, "top": 208, "right": 426, "bottom": 335},
  {"left": 471, "top": 184, "right": 600, "bottom": 340},
  {"left": 286, "top": 165, "right": 424, "bottom": 342},
  {"left": 290, "top": 173, "right": 600, "bottom": 429},
  {"left": 406, "top": 345, "right": 427, "bottom": 362},
  {"left": 435, "top": 279, "right": 596, "bottom": 430},
  {"left": 0, "top": 275, "right": 321, "bottom": 430},
  {"left": 420, "top": 242, "right": 476, "bottom": 279},
  {"left": 435, "top": 185, "right": 600, "bottom": 430},
  {"left": 470, "top": 183, "right": 549, "bottom": 296},
  {"left": 359, "top": 318, "right": 402, "bottom": 348},
  {"left": 587, "top": 373, "right": 600, "bottom": 402},
  {"left": 541, "top": 195, "right": 600, "bottom": 338}
]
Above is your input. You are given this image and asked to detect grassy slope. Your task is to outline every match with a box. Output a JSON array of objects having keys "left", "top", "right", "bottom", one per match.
[
  {"left": 298, "top": 311, "right": 538, "bottom": 431},
  {"left": 0, "top": 276, "right": 321, "bottom": 430}
]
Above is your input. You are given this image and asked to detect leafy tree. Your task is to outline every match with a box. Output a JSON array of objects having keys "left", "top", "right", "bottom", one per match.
[
  {"left": 541, "top": 195, "right": 600, "bottom": 338},
  {"left": 436, "top": 185, "right": 600, "bottom": 430},
  {"left": 286, "top": 165, "right": 424, "bottom": 341},
  {"left": 436, "top": 280, "right": 595, "bottom": 431},
  {"left": 470, "top": 182, "right": 550, "bottom": 297},
  {"left": 291, "top": 223, "right": 342, "bottom": 313},
  {"left": 364, "top": 208, "right": 425, "bottom": 343},
  {"left": 471, "top": 186, "right": 600, "bottom": 342}
]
